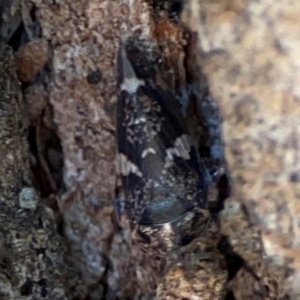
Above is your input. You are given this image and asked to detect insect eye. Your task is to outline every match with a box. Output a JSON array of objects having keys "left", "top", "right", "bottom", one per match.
[{"left": 139, "top": 196, "right": 190, "bottom": 225}]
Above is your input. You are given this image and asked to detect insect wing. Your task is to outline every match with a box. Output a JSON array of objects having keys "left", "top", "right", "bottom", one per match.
[{"left": 116, "top": 38, "right": 209, "bottom": 228}]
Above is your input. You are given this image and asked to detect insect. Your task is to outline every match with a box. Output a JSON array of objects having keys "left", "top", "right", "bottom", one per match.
[{"left": 115, "top": 34, "right": 213, "bottom": 256}]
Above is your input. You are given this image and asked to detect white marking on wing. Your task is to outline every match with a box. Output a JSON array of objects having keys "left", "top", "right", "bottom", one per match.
[
  {"left": 141, "top": 148, "right": 156, "bottom": 158},
  {"left": 121, "top": 77, "right": 145, "bottom": 94},
  {"left": 164, "top": 134, "right": 193, "bottom": 168},
  {"left": 115, "top": 153, "right": 142, "bottom": 177},
  {"left": 119, "top": 43, "right": 145, "bottom": 94}
]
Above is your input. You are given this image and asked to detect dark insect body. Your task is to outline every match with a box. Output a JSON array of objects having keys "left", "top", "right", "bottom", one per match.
[{"left": 115, "top": 35, "right": 212, "bottom": 255}]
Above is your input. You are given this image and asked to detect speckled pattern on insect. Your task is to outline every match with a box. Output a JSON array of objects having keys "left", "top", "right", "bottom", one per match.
[{"left": 115, "top": 34, "right": 212, "bottom": 255}]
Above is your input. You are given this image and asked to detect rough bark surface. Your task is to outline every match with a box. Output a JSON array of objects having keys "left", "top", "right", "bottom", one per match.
[
  {"left": 23, "top": 0, "right": 227, "bottom": 298},
  {"left": 0, "top": 44, "right": 82, "bottom": 300},
  {"left": 182, "top": 0, "right": 300, "bottom": 299},
  {"left": 28, "top": 0, "right": 158, "bottom": 298},
  {"left": 2, "top": 0, "right": 300, "bottom": 299}
]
